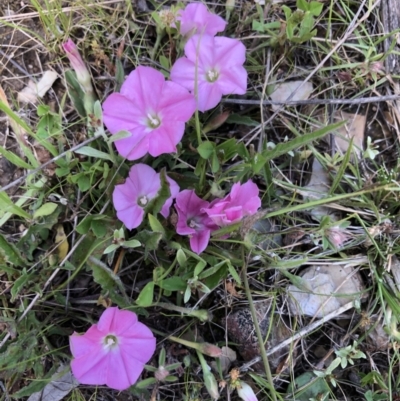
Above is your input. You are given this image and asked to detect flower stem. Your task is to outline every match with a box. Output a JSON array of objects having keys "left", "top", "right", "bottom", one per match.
[{"left": 242, "top": 249, "right": 277, "bottom": 401}]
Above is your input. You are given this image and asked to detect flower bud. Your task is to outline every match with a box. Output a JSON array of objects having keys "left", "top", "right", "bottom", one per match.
[
  {"left": 204, "top": 370, "right": 220, "bottom": 400},
  {"left": 63, "top": 39, "right": 92, "bottom": 94},
  {"left": 199, "top": 343, "right": 223, "bottom": 358},
  {"left": 237, "top": 381, "right": 258, "bottom": 401}
]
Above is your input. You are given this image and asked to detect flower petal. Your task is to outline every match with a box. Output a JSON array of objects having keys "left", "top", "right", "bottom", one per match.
[
  {"left": 184, "top": 34, "right": 215, "bottom": 69},
  {"left": 214, "top": 37, "right": 246, "bottom": 66},
  {"left": 128, "top": 164, "right": 161, "bottom": 198},
  {"left": 112, "top": 127, "right": 150, "bottom": 160},
  {"left": 178, "top": 3, "right": 227, "bottom": 36},
  {"left": 170, "top": 57, "right": 197, "bottom": 92},
  {"left": 197, "top": 80, "right": 223, "bottom": 112},
  {"left": 120, "top": 66, "right": 165, "bottom": 112},
  {"left": 71, "top": 350, "right": 109, "bottom": 387},
  {"left": 148, "top": 122, "right": 185, "bottom": 156},
  {"left": 121, "top": 335, "right": 156, "bottom": 363},
  {"left": 190, "top": 229, "right": 211, "bottom": 254},
  {"left": 103, "top": 94, "right": 144, "bottom": 134},
  {"left": 217, "top": 65, "right": 248, "bottom": 95},
  {"left": 112, "top": 185, "right": 143, "bottom": 230},
  {"left": 159, "top": 81, "right": 196, "bottom": 122},
  {"left": 230, "top": 181, "right": 259, "bottom": 209}
]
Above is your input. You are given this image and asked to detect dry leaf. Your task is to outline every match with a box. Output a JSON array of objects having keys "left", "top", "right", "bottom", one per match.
[
  {"left": 27, "top": 366, "right": 79, "bottom": 401},
  {"left": 332, "top": 111, "right": 365, "bottom": 157},
  {"left": 18, "top": 70, "right": 58, "bottom": 103},
  {"left": 300, "top": 158, "right": 338, "bottom": 221},
  {"left": 225, "top": 280, "right": 243, "bottom": 298},
  {"left": 269, "top": 81, "right": 314, "bottom": 110},
  {"left": 287, "top": 264, "right": 366, "bottom": 317}
]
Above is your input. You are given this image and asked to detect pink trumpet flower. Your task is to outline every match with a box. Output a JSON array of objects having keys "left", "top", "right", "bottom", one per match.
[
  {"left": 113, "top": 163, "right": 179, "bottom": 230},
  {"left": 204, "top": 180, "right": 261, "bottom": 227},
  {"left": 170, "top": 34, "right": 247, "bottom": 112},
  {"left": 177, "top": 2, "right": 227, "bottom": 37},
  {"left": 175, "top": 190, "right": 218, "bottom": 254},
  {"left": 103, "top": 66, "right": 196, "bottom": 160},
  {"left": 70, "top": 307, "right": 156, "bottom": 391}
]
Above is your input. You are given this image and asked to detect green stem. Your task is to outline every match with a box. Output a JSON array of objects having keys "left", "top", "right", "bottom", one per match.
[{"left": 242, "top": 249, "right": 277, "bottom": 401}]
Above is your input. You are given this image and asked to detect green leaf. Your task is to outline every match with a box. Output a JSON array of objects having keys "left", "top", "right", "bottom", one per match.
[
  {"left": 158, "top": 276, "right": 186, "bottom": 291},
  {"left": 33, "top": 202, "right": 58, "bottom": 219},
  {"left": 159, "top": 55, "right": 170, "bottom": 70},
  {"left": 0, "top": 192, "right": 31, "bottom": 220},
  {"left": 74, "top": 146, "right": 113, "bottom": 162},
  {"left": 252, "top": 20, "right": 265, "bottom": 32},
  {"left": 211, "top": 152, "right": 220, "bottom": 173},
  {"left": 65, "top": 70, "right": 86, "bottom": 117},
  {"left": 148, "top": 168, "right": 171, "bottom": 216},
  {"left": 103, "top": 244, "right": 120, "bottom": 254},
  {"left": 76, "top": 216, "right": 93, "bottom": 234},
  {"left": 90, "top": 259, "right": 128, "bottom": 303},
  {"left": 203, "top": 264, "right": 228, "bottom": 290},
  {"left": 227, "top": 262, "right": 241, "bottom": 285},
  {"left": 197, "top": 141, "right": 215, "bottom": 159},
  {"left": 11, "top": 269, "right": 34, "bottom": 302},
  {"left": 176, "top": 249, "right": 187, "bottom": 267},
  {"left": 296, "top": 0, "right": 309, "bottom": 11},
  {"left": 0, "top": 233, "right": 27, "bottom": 266},
  {"left": 122, "top": 239, "right": 141, "bottom": 248},
  {"left": 287, "top": 371, "right": 330, "bottom": 401},
  {"left": 135, "top": 230, "right": 163, "bottom": 253},
  {"left": 309, "top": 1, "right": 323, "bottom": 16},
  {"left": 263, "top": 121, "right": 345, "bottom": 162},
  {"left": 107, "top": 130, "right": 131, "bottom": 143},
  {"left": 0, "top": 146, "right": 34, "bottom": 169},
  {"left": 136, "top": 281, "right": 154, "bottom": 306},
  {"left": 115, "top": 58, "right": 125, "bottom": 92},
  {"left": 77, "top": 175, "right": 91, "bottom": 192},
  {"left": 148, "top": 214, "right": 166, "bottom": 237},
  {"left": 226, "top": 114, "right": 259, "bottom": 127},
  {"left": 91, "top": 219, "right": 107, "bottom": 238}
]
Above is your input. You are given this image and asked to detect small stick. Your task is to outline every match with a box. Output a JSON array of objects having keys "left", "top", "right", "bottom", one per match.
[
  {"left": 239, "top": 301, "right": 356, "bottom": 372},
  {"left": 222, "top": 94, "right": 400, "bottom": 106}
]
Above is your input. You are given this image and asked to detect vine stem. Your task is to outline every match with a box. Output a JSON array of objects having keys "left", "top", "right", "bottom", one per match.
[{"left": 242, "top": 249, "right": 277, "bottom": 401}]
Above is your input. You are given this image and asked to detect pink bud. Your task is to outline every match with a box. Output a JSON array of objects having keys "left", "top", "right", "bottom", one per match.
[
  {"left": 62, "top": 39, "right": 92, "bottom": 94},
  {"left": 200, "top": 343, "right": 223, "bottom": 358}
]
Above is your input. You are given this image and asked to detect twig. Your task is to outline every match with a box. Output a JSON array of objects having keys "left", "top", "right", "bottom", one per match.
[
  {"left": 222, "top": 94, "right": 400, "bottom": 106},
  {"left": 239, "top": 301, "right": 356, "bottom": 372}
]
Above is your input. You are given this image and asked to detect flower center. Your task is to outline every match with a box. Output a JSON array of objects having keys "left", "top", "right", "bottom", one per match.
[
  {"left": 206, "top": 69, "right": 219, "bottom": 83},
  {"left": 188, "top": 219, "right": 201, "bottom": 229},
  {"left": 103, "top": 334, "right": 118, "bottom": 351},
  {"left": 138, "top": 195, "right": 148, "bottom": 206},
  {"left": 146, "top": 113, "right": 161, "bottom": 129}
]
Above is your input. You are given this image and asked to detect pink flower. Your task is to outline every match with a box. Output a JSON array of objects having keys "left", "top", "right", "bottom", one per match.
[
  {"left": 175, "top": 190, "right": 218, "bottom": 254},
  {"left": 113, "top": 164, "right": 179, "bottom": 230},
  {"left": 70, "top": 307, "right": 156, "bottom": 391},
  {"left": 63, "top": 39, "right": 92, "bottom": 91},
  {"left": 204, "top": 181, "right": 261, "bottom": 227},
  {"left": 170, "top": 34, "right": 247, "bottom": 112},
  {"left": 103, "top": 66, "right": 196, "bottom": 160},
  {"left": 177, "top": 3, "right": 227, "bottom": 37},
  {"left": 237, "top": 381, "right": 258, "bottom": 401}
]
